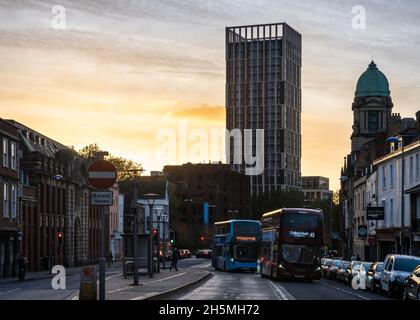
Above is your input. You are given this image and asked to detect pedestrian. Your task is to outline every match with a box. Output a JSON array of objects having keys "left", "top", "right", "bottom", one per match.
[
  {"left": 356, "top": 254, "right": 361, "bottom": 261},
  {"left": 108, "top": 251, "right": 113, "bottom": 267},
  {"left": 170, "top": 247, "right": 179, "bottom": 271}
]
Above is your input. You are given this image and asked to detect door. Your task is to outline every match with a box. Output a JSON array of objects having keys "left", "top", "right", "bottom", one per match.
[{"left": 382, "top": 257, "right": 393, "bottom": 291}]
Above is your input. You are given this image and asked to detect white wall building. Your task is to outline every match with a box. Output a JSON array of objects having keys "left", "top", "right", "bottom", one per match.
[{"left": 369, "top": 139, "right": 420, "bottom": 259}]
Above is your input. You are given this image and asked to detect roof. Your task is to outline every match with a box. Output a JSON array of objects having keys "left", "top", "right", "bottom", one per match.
[
  {"left": 355, "top": 61, "right": 390, "bottom": 97},
  {"left": 119, "top": 176, "right": 168, "bottom": 199}
]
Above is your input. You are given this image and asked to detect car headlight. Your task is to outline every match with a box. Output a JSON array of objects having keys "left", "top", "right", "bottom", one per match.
[{"left": 278, "top": 264, "right": 285, "bottom": 270}]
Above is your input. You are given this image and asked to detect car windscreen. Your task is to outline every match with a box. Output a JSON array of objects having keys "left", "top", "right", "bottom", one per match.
[
  {"left": 362, "top": 263, "right": 372, "bottom": 271},
  {"left": 341, "top": 262, "right": 350, "bottom": 268},
  {"left": 333, "top": 260, "right": 341, "bottom": 267},
  {"left": 394, "top": 258, "right": 420, "bottom": 273},
  {"left": 375, "top": 264, "right": 383, "bottom": 272}
]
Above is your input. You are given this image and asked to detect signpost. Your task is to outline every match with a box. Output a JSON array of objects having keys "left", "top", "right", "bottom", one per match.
[
  {"left": 87, "top": 159, "right": 117, "bottom": 301},
  {"left": 358, "top": 225, "right": 368, "bottom": 239},
  {"left": 366, "top": 206, "right": 385, "bottom": 220}
]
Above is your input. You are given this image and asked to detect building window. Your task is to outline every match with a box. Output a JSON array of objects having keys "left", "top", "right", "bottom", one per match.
[
  {"left": 389, "top": 198, "right": 394, "bottom": 226},
  {"left": 3, "top": 183, "right": 9, "bottom": 218},
  {"left": 368, "top": 111, "right": 379, "bottom": 131},
  {"left": 390, "top": 163, "right": 394, "bottom": 188},
  {"left": 2, "top": 138, "right": 9, "bottom": 168},
  {"left": 416, "top": 154, "right": 420, "bottom": 180},
  {"left": 409, "top": 156, "right": 414, "bottom": 183},
  {"left": 11, "top": 184, "right": 17, "bottom": 219},
  {"left": 382, "top": 166, "right": 386, "bottom": 190},
  {"left": 11, "top": 142, "right": 17, "bottom": 170}
]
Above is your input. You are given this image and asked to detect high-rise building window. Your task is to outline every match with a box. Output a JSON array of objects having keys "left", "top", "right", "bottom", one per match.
[
  {"left": 2, "top": 138, "right": 8, "bottom": 168},
  {"left": 3, "top": 183, "right": 9, "bottom": 218}
]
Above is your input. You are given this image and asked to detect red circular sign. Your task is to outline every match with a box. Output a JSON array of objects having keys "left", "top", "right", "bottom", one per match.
[{"left": 87, "top": 160, "right": 117, "bottom": 189}]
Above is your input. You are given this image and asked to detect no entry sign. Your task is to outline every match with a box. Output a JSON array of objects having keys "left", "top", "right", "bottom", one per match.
[{"left": 87, "top": 160, "right": 117, "bottom": 190}]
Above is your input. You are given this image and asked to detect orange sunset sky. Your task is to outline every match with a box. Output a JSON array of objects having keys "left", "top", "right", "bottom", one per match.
[{"left": 1, "top": 0, "right": 420, "bottom": 191}]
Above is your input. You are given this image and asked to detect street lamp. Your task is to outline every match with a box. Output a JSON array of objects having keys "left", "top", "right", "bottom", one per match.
[
  {"left": 144, "top": 193, "right": 159, "bottom": 278},
  {"left": 386, "top": 136, "right": 406, "bottom": 254}
]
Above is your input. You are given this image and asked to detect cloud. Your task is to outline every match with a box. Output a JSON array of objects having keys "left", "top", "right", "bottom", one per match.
[{"left": 170, "top": 105, "right": 225, "bottom": 123}]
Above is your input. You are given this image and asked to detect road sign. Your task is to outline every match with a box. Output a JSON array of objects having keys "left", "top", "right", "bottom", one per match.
[
  {"left": 79, "top": 266, "right": 97, "bottom": 300},
  {"left": 91, "top": 191, "right": 113, "bottom": 206},
  {"left": 87, "top": 160, "right": 117, "bottom": 190},
  {"left": 358, "top": 225, "right": 368, "bottom": 239},
  {"left": 366, "top": 206, "right": 385, "bottom": 220}
]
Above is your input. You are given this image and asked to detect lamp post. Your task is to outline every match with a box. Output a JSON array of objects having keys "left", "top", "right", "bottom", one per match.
[{"left": 144, "top": 193, "right": 159, "bottom": 278}]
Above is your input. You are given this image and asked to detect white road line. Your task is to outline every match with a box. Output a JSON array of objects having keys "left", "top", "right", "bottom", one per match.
[
  {"left": 146, "top": 272, "right": 186, "bottom": 283},
  {"left": 321, "top": 281, "right": 370, "bottom": 300},
  {"left": 191, "top": 262, "right": 211, "bottom": 269},
  {"left": 106, "top": 273, "right": 122, "bottom": 281},
  {"left": 130, "top": 292, "right": 159, "bottom": 300},
  {"left": 267, "top": 280, "right": 285, "bottom": 300}
]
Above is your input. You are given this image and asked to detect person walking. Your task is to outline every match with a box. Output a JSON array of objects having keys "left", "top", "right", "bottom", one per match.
[
  {"left": 108, "top": 251, "right": 113, "bottom": 267},
  {"left": 170, "top": 247, "right": 179, "bottom": 271}
]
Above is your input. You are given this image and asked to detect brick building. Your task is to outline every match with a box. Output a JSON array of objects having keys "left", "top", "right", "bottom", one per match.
[
  {"left": 6, "top": 120, "right": 108, "bottom": 272},
  {"left": 163, "top": 163, "right": 250, "bottom": 249},
  {"left": 0, "top": 119, "right": 19, "bottom": 278}
]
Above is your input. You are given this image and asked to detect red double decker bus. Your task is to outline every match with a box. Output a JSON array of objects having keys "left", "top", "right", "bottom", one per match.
[{"left": 259, "top": 208, "right": 324, "bottom": 281}]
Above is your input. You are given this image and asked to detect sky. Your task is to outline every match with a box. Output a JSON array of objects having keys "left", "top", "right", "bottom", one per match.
[{"left": 1, "top": 0, "right": 420, "bottom": 191}]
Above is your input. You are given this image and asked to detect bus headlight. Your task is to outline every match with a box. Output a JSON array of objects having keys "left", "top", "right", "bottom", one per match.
[
  {"left": 278, "top": 264, "right": 285, "bottom": 270},
  {"left": 230, "top": 258, "right": 235, "bottom": 263}
]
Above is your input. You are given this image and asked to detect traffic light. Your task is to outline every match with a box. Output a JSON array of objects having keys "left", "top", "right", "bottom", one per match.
[
  {"left": 152, "top": 229, "right": 159, "bottom": 245},
  {"left": 169, "top": 230, "right": 176, "bottom": 244},
  {"left": 57, "top": 232, "right": 64, "bottom": 246},
  {"left": 200, "top": 234, "right": 205, "bottom": 242}
]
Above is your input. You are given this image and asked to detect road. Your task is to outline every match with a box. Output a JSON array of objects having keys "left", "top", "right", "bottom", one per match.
[
  {"left": 170, "top": 259, "right": 391, "bottom": 301},
  {"left": 0, "top": 258, "right": 391, "bottom": 300}
]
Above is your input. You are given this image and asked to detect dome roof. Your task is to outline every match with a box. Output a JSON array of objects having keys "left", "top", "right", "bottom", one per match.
[{"left": 355, "top": 61, "right": 390, "bottom": 97}]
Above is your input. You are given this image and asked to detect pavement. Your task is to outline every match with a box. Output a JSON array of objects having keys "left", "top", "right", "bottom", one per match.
[{"left": 0, "top": 258, "right": 212, "bottom": 300}]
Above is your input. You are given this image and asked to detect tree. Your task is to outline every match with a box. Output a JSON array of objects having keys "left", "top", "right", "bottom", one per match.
[
  {"left": 250, "top": 190, "right": 305, "bottom": 219},
  {"left": 77, "top": 143, "right": 143, "bottom": 181}
]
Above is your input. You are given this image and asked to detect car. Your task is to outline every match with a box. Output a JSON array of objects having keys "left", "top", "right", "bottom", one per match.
[
  {"left": 403, "top": 264, "right": 420, "bottom": 300},
  {"left": 327, "top": 259, "right": 342, "bottom": 280},
  {"left": 344, "top": 261, "right": 361, "bottom": 285},
  {"left": 196, "top": 249, "right": 212, "bottom": 259},
  {"left": 179, "top": 249, "right": 191, "bottom": 259},
  {"left": 358, "top": 262, "right": 373, "bottom": 289},
  {"left": 365, "top": 262, "right": 383, "bottom": 293},
  {"left": 381, "top": 254, "right": 420, "bottom": 299},
  {"left": 337, "top": 260, "right": 350, "bottom": 282}
]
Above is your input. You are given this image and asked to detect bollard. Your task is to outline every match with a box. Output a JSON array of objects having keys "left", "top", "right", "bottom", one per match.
[{"left": 79, "top": 266, "right": 97, "bottom": 300}]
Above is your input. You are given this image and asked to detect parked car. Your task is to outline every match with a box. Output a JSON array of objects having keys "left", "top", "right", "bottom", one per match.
[
  {"left": 381, "top": 254, "right": 420, "bottom": 299},
  {"left": 344, "top": 261, "right": 361, "bottom": 285},
  {"left": 403, "top": 264, "right": 420, "bottom": 300},
  {"left": 337, "top": 261, "right": 350, "bottom": 282},
  {"left": 322, "top": 259, "right": 333, "bottom": 278},
  {"left": 196, "top": 249, "right": 212, "bottom": 259},
  {"left": 365, "top": 262, "right": 383, "bottom": 293},
  {"left": 179, "top": 249, "right": 191, "bottom": 259},
  {"left": 327, "top": 259, "right": 342, "bottom": 280},
  {"left": 358, "top": 262, "right": 373, "bottom": 289}
]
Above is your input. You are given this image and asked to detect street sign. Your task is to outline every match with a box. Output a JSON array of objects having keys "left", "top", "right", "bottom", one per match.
[
  {"left": 366, "top": 206, "right": 385, "bottom": 220},
  {"left": 87, "top": 160, "right": 117, "bottom": 190},
  {"left": 358, "top": 225, "right": 368, "bottom": 239},
  {"left": 91, "top": 191, "right": 113, "bottom": 206}
]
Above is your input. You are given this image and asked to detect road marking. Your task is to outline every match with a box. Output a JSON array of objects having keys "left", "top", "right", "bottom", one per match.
[
  {"left": 268, "top": 280, "right": 285, "bottom": 300},
  {"left": 130, "top": 292, "right": 159, "bottom": 300},
  {"left": 321, "top": 281, "right": 370, "bottom": 300},
  {"left": 106, "top": 273, "right": 122, "bottom": 281},
  {"left": 191, "top": 262, "right": 211, "bottom": 269},
  {"left": 268, "top": 280, "right": 296, "bottom": 300},
  {"left": 146, "top": 272, "right": 186, "bottom": 284}
]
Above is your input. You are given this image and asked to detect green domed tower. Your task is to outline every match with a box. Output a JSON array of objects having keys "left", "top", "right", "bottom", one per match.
[{"left": 351, "top": 61, "right": 393, "bottom": 152}]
